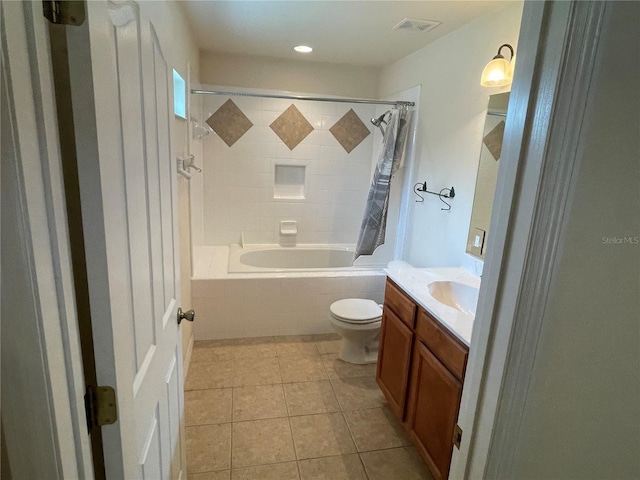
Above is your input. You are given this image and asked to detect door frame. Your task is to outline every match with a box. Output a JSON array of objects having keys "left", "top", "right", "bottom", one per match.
[
  {"left": 450, "top": 1, "right": 609, "bottom": 478},
  {"left": 1, "top": 1, "right": 93, "bottom": 478},
  {"left": 4, "top": 0, "right": 609, "bottom": 478}
]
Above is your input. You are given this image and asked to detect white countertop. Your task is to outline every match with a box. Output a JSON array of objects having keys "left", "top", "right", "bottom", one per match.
[{"left": 384, "top": 261, "right": 481, "bottom": 345}]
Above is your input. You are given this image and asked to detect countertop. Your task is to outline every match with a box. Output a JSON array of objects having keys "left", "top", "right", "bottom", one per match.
[{"left": 384, "top": 261, "right": 481, "bottom": 345}]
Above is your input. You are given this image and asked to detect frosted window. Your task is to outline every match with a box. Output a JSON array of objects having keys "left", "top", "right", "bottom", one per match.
[
  {"left": 173, "top": 69, "right": 186, "bottom": 119},
  {"left": 274, "top": 165, "right": 305, "bottom": 199}
]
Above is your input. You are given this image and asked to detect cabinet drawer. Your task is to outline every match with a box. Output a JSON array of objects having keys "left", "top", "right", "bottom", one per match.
[
  {"left": 384, "top": 279, "right": 416, "bottom": 328},
  {"left": 416, "top": 309, "right": 468, "bottom": 381}
]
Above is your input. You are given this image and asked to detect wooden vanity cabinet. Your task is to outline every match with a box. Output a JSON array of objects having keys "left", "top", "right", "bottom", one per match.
[
  {"left": 376, "top": 279, "right": 416, "bottom": 418},
  {"left": 376, "top": 307, "right": 414, "bottom": 418},
  {"left": 408, "top": 309, "right": 468, "bottom": 480},
  {"left": 376, "top": 278, "right": 469, "bottom": 480}
]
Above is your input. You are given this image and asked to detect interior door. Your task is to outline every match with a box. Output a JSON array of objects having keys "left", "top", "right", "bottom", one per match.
[
  {"left": 2, "top": 2, "right": 95, "bottom": 477},
  {"left": 65, "top": 1, "right": 185, "bottom": 478}
]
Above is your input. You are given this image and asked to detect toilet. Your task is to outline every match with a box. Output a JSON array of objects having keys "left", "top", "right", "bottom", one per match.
[{"left": 329, "top": 299, "right": 383, "bottom": 364}]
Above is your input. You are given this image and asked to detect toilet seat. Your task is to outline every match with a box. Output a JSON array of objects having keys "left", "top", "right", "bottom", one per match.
[{"left": 330, "top": 299, "right": 382, "bottom": 325}]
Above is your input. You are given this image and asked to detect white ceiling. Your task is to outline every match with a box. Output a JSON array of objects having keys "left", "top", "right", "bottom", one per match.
[{"left": 181, "top": 1, "right": 511, "bottom": 68}]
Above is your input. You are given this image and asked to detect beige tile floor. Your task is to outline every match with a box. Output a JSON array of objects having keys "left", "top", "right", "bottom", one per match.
[{"left": 185, "top": 334, "right": 434, "bottom": 480}]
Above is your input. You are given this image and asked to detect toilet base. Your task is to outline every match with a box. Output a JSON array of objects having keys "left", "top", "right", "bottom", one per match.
[{"left": 338, "top": 339, "right": 379, "bottom": 364}]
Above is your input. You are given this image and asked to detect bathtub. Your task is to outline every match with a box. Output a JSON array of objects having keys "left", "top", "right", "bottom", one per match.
[
  {"left": 191, "top": 245, "right": 386, "bottom": 339},
  {"left": 228, "top": 244, "right": 369, "bottom": 273}
]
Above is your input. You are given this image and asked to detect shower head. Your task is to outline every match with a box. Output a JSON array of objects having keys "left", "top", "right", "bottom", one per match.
[
  {"left": 371, "top": 112, "right": 389, "bottom": 135},
  {"left": 371, "top": 113, "right": 388, "bottom": 127}
]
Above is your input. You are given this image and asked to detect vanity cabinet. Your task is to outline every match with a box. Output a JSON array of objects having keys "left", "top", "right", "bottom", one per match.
[
  {"left": 376, "top": 278, "right": 469, "bottom": 480},
  {"left": 376, "top": 279, "right": 416, "bottom": 418},
  {"left": 377, "top": 307, "right": 414, "bottom": 418}
]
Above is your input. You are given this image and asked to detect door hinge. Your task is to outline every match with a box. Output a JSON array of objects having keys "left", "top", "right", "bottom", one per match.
[
  {"left": 85, "top": 385, "right": 117, "bottom": 433},
  {"left": 42, "top": 0, "right": 85, "bottom": 26},
  {"left": 454, "top": 424, "right": 463, "bottom": 449}
]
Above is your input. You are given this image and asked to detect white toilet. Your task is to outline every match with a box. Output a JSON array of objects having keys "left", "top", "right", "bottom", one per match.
[{"left": 329, "top": 299, "right": 383, "bottom": 364}]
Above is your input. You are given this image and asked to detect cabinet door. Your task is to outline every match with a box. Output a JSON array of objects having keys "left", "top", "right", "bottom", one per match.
[
  {"left": 376, "top": 307, "right": 414, "bottom": 418},
  {"left": 409, "top": 342, "right": 463, "bottom": 480}
]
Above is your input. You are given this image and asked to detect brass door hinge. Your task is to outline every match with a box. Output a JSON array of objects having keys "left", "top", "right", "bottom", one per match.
[
  {"left": 85, "top": 385, "right": 117, "bottom": 433},
  {"left": 454, "top": 424, "right": 463, "bottom": 449},
  {"left": 42, "top": 0, "right": 85, "bottom": 26}
]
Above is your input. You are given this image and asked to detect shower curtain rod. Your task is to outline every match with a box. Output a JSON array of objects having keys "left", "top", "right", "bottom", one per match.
[{"left": 191, "top": 88, "right": 415, "bottom": 107}]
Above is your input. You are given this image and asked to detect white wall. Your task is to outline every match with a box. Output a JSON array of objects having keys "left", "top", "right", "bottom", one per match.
[
  {"left": 199, "top": 91, "right": 377, "bottom": 247},
  {"left": 138, "top": 0, "right": 200, "bottom": 365},
  {"left": 200, "top": 50, "right": 379, "bottom": 98},
  {"left": 508, "top": 2, "right": 640, "bottom": 477},
  {"left": 378, "top": 3, "right": 523, "bottom": 269}
]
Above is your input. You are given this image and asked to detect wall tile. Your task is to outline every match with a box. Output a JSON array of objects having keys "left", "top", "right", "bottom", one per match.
[
  {"left": 270, "top": 104, "right": 314, "bottom": 150},
  {"left": 483, "top": 120, "right": 506, "bottom": 160},
  {"left": 201, "top": 95, "right": 379, "bottom": 246},
  {"left": 329, "top": 109, "right": 371, "bottom": 154},
  {"left": 206, "top": 99, "right": 254, "bottom": 147}
]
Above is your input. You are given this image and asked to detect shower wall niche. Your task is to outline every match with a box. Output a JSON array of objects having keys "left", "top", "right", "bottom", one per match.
[
  {"left": 274, "top": 164, "right": 306, "bottom": 199},
  {"left": 197, "top": 88, "right": 377, "bottom": 246}
]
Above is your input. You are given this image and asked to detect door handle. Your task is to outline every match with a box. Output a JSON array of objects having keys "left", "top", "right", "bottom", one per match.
[{"left": 177, "top": 307, "right": 195, "bottom": 325}]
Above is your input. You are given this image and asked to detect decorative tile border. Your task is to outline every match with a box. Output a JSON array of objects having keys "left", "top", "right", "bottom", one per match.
[
  {"left": 270, "top": 104, "right": 314, "bottom": 150},
  {"left": 329, "top": 109, "right": 371, "bottom": 153},
  {"left": 206, "top": 99, "right": 253, "bottom": 147},
  {"left": 483, "top": 120, "right": 505, "bottom": 160}
]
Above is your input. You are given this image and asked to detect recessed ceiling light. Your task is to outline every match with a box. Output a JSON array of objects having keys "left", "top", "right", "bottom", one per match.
[{"left": 294, "top": 45, "right": 313, "bottom": 53}]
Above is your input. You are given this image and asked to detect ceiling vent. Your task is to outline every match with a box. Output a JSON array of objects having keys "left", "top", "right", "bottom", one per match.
[{"left": 392, "top": 18, "right": 441, "bottom": 33}]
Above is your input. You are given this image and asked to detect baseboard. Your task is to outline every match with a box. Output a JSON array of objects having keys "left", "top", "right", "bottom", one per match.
[{"left": 183, "top": 333, "right": 195, "bottom": 379}]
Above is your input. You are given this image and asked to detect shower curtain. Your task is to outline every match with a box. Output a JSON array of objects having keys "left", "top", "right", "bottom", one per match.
[{"left": 355, "top": 107, "right": 411, "bottom": 259}]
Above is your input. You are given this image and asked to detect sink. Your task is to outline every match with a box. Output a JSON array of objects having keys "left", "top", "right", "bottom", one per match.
[{"left": 427, "top": 281, "right": 479, "bottom": 316}]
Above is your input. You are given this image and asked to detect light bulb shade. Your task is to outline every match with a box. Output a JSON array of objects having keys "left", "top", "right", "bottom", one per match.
[{"left": 481, "top": 57, "right": 512, "bottom": 86}]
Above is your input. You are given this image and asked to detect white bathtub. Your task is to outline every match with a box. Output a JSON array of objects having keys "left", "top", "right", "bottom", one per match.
[
  {"left": 228, "top": 244, "right": 365, "bottom": 273},
  {"left": 192, "top": 245, "right": 386, "bottom": 339}
]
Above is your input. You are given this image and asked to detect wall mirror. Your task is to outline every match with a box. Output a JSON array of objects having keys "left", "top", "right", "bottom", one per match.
[{"left": 466, "top": 92, "right": 509, "bottom": 259}]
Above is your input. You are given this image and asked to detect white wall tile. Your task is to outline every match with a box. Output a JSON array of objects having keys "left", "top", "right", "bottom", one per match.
[{"left": 201, "top": 94, "right": 403, "bottom": 250}]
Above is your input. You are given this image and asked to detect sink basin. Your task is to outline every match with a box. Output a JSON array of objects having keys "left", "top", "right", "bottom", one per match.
[{"left": 427, "top": 281, "right": 479, "bottom": 316}]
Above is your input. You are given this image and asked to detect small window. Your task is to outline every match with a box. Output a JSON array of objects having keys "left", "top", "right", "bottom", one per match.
[{"left": 173, "top": 69, "right": 186, "bottom": 119}]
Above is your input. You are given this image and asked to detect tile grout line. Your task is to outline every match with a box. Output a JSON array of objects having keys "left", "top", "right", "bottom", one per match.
[
  {"left": 190, "top": 336, "right": 408, "bottom": 479},
  {"left": 323, "top": 347, "right": 374, "bottom": 480},
  {"left": 229, "top": 358, "right": 235, "bottom": 472},
  {"left": 290, "top": 418, "right": 302, "bottom": 479}
]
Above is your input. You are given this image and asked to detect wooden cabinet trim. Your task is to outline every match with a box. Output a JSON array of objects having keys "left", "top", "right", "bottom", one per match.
[
  {"left": 384, "top": 278, "right": 417, "bottom": 328},
  {"left": 416, "top": 308, "right": 468, "bottom": 381},
  {"left": 376, "top": 307, "right": 414, "bottom": 419},
  {"left": 378, "top": 276, "right": 469, "bottom": 480},
  {"left": 408, "top": 341, "right": 463, "bottom": 480}
]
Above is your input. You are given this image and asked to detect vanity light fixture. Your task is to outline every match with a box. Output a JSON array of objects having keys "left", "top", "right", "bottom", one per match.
[
  {"left": 294, "top": 45, "right": 313, "bottom": 53},
  {"left": 481, "top": 44, "right": 515, "bottom": 87}
]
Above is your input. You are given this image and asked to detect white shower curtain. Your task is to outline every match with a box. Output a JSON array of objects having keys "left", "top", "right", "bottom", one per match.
[{"left": 355, "top": 107, "right": 411, "bottom": 259}]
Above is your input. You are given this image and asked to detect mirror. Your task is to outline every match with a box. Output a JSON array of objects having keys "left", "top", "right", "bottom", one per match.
[{"left": 466, "top": 92, "right": 509, "bottom": 259}]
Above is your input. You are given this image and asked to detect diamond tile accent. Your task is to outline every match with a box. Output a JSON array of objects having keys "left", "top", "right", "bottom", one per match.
[
  {"left": 329, "top": 109, "right": 371, "bottom": 153},
  {"left": 483, "top": 120, "right": 505, "bottom": 161},
  {"left": 270, "top": 104, "right": 314, "bottom": 150},
  {"left": 205, "top": 99, "right": 253, "bottom": 147}
]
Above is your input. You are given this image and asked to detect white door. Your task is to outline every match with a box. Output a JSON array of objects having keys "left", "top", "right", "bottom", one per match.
[
  {"left": 2, "top": 2, "right": 93, "bottom": 478},
  {"left": 64, "top": 1, "right": 186, "bottom": 478}
]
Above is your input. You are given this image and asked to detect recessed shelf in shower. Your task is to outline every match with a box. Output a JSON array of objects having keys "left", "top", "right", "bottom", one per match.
[{"left": 274, "top": 164, "right": 306, "bottom": 199}]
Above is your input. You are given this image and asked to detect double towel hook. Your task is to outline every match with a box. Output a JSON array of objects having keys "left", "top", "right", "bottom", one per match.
[{"left": 413, "top": 181, "right": 456, "bottom": 211}]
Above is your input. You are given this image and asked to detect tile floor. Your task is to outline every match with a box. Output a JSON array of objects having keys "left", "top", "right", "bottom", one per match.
[{"left": 185, "top": 334, "right": 434, "bottom": 480}]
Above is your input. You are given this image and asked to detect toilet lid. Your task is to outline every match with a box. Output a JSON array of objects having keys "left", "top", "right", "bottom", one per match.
[{"left": 330, "top": 299, "right": 382, "bottom": 324}]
